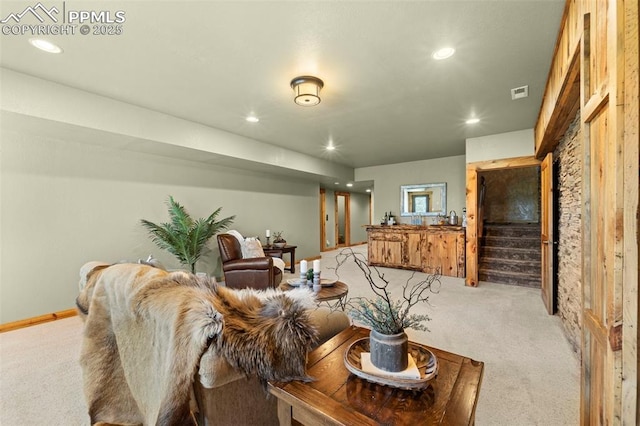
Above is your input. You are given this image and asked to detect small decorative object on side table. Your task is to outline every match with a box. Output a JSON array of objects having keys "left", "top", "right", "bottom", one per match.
[
  {"left": 272, "top": 231, "right": 286, "bottom": 248},
  {"left": 333, "top": 248, "right": 441, "bottom": 373}
]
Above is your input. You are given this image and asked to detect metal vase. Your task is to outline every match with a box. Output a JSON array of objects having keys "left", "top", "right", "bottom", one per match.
[{"left": 369, "top": 329, "right": 409, "bottom": 372}]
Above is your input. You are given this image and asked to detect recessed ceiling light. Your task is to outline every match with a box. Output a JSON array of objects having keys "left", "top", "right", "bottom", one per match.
[
  {"left": 346, "top": 183, "right": 353, "bottom": 187},
  {"left": 366, "top": 189, "right": 372, "bottom": 193},
  {"left": 29, "top": 38, "right": 62, "bottom": 53},
  {"left": 245, "top": 115, "right": 259, "bottom": 123},
  {"left": 466, "top": 118, "right": 480, "bottom": 124},
  {"left": 334, "top": 182, "right": 340, "bottom": 185},
  {"left": 432, "top": 47, "right": 455, "bottom": 60}
]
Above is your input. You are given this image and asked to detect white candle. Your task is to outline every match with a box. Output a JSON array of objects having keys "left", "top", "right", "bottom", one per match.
[
  {"left": 313, "top": 259, "right": 320, "bottom": 271},
  {"left": 300, "top": 260, "right": 308, "bottom": 273},
  {"left": 265, "top": 229, "right": 270, "bottom": 237}
]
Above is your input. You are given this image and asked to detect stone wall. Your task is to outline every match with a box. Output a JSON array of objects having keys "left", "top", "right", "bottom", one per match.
[{"left": 554, "top": 113, "right": 582, "bottom": 355}]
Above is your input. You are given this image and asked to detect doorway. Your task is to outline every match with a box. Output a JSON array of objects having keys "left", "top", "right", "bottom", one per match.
[
  {"left": 465, "top": 156, "right": 542, "bottom": 287},
  {"left": 335, "top": 191, "right": 350, "bottom": 248}
]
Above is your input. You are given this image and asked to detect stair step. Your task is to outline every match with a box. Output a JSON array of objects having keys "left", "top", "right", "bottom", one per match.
[
  {"left": 479, "top": 269, "right": 541, "bottom": 288},
  {"left": 480, "top": 246, "right": 541, "bottom": 261},
  {"left": 479, "top": 257, "right": 541, "bottom": 274},
  {"left": 483, "top": 223, "right": 540, "bottom": 238},
  {"left": 482, "top": 235, "right": 540, "bottom": 249}
]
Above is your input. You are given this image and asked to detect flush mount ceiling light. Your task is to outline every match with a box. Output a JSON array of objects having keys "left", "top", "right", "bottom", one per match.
[
  {"left": 290, "top": 75, "right": 324, "bottom": 106},
  {"left": 326, "top": 139, "right": 336, "bottom": 151},
  {"left": 29, "top": 38, "right": 62, "bottom": 53},
  {"left": 432, "top": 47, "right": 455, "bottom": 60}
]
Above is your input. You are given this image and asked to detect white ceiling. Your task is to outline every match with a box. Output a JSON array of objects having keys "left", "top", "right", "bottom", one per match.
[{"left": 0, "top": 1, "right": 564, "bottom": 174}]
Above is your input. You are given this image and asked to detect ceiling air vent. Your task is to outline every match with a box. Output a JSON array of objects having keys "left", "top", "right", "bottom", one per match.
[{"left": 511, "top": 85, "right": 529, "bottom": 100}]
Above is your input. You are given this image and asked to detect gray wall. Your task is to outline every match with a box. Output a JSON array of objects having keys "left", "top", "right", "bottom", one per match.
[
  {"left": 356, "top": 155, "right": 466, "bottom": 225},
  {"left": 466, "top": 129, "right": 534, "bottom": 163},
  {"left": 349, "top": 191, "right": 370, "bottom": 243},
  {"left": 0, "top": 130, "right": 319, "bottom": 323}
]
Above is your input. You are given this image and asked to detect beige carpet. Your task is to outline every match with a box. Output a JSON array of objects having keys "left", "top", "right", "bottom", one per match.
[{"left": 0, "top": 245, "right": 579, "bottom": 425}]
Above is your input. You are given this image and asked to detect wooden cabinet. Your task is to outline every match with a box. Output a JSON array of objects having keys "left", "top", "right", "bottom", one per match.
[{"left": 366, "top": 225, "right": 465, "bottom": 278}]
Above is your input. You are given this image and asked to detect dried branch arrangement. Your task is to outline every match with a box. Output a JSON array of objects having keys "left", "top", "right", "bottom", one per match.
[{"left": 330, "top": 248, "right": 441, "bottom": 335}]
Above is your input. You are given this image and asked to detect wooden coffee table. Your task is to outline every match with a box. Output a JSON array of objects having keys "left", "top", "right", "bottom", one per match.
[
  {"left": 280, "top": 281, "right": 349, "bottom": 310},
  {"left": 268, "top": 326, "right": 484, "bottom": 425}
]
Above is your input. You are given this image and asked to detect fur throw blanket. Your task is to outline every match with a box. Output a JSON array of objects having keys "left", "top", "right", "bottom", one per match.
[{"left": 76, "top": 262, "right": 318, "bottom": 426}]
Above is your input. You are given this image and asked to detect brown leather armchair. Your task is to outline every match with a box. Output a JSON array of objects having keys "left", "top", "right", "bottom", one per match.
[{"left": 217, "top": 233, "right": 283, "bottom": 290}]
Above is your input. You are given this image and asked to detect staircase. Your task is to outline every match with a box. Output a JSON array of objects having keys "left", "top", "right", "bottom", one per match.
[{"left": 479, "top": 223, "right": 541, "bottom": 288}]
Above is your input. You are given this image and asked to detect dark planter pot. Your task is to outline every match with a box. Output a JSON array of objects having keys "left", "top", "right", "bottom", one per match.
[{"left": 369, "top": 329, "right": 409, "bottom": 372}]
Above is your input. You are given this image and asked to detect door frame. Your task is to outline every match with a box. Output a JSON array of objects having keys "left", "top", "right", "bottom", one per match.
[
  {"left": 320, "top": 188, "right": 327, "bottom": 252},
  {"left": 465, "top": 155, "right": 541, "bottom": 287},
  {"left": 540, "top": 152, "right": 555, "bottom": 314}
]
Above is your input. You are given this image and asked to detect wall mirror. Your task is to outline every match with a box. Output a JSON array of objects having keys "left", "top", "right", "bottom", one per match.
[{"left": 400, "top": 183, "right": 447, "bottom": 216}]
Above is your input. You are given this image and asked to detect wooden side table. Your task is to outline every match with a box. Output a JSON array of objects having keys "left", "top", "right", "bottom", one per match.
[
  {"left": 268, "top": 326, "right": 484, "bottom": 426},
  {"left": 263, "top": 245, "right": 297, "bottom": 273}
]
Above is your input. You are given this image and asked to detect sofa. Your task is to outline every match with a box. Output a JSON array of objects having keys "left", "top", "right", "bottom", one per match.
[
  {"left": 76, "top": 261, "right": 349, "bottom": 425},
  {"left": 193, "top": 307, "right": 349, "bottom": 425}
]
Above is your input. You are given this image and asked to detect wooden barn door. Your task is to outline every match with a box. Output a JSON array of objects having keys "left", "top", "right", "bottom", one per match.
[
  {"left": 579, "top": 1, "right": 637, "bottom": 422},
  {"left": 533, "top": 0, "right": 637, "bottom": 421},
  {"left": 540, "top": 153, "right": 554, "bottom": 314}
]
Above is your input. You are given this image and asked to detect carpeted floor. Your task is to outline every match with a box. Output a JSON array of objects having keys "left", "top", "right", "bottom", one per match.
[{"left": 0, "top": 245, "right": 580, "bottom": 425}]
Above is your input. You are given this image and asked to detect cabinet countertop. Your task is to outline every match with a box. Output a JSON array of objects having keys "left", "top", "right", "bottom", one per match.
[{"left": 366, "top": 224, "right": 465, "bottom": 232}]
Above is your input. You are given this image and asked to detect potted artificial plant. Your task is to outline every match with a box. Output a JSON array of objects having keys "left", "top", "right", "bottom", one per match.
[
  {"left": 140, "top": 196, "right": 235, "bottom": 274},
  {"left": 333, "top": 248, "right": 440, "bottom": 372},
  {"left": 272, "top": 231, "right": 287, "bottom": 248}
]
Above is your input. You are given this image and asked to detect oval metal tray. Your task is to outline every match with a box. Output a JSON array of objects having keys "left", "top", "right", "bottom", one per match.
[
  {"left": 343, "top": 337, "right": 438, "bottom": 390},
  {"left": 286, "top": 278, "right": 336, "bottom": 287}
]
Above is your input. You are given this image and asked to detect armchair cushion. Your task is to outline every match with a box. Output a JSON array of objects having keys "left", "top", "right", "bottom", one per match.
[{"left": 223, "top": 257, "right": 274, "bottom": 272}]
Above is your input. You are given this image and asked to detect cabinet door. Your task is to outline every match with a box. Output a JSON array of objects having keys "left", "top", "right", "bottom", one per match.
[
  {"left": 368, "top": 236, "right": 387, "bottom": 265},
  {"left": 384, "top": 237, "right": 404, "bottom": 267},
  {"left": 440, "top": 233, "right": 459, "bottom": 276},
  {"left": 404, "top": 232, "right": 423, "bottom": 269},
  {"left": 424, "top": 232, "right": 458, "bottom": 276},
  {"left": 455, "top": 233, "right": 466, "bottom": 277},
  {"left": 423, "top": 233, "right": 440, "bottom": 274}
]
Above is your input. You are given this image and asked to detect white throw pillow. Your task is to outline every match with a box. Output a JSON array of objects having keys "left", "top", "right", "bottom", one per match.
[{"left": 242, "top": 237, "right": 265, "bottom": 258}]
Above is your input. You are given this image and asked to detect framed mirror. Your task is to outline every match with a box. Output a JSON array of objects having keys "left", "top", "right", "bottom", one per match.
[{"left": 400, "top": 183, "right": 447, "bottom": 217}]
